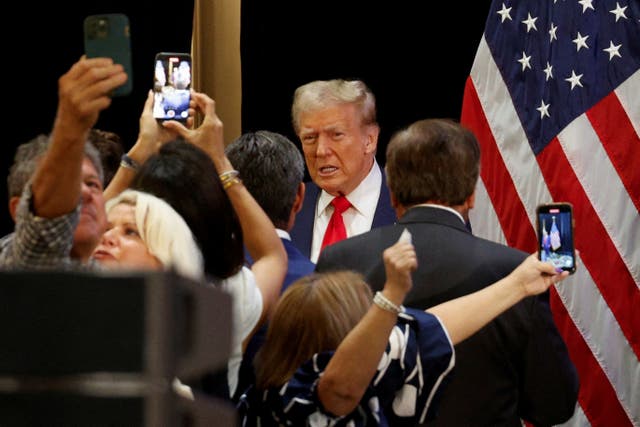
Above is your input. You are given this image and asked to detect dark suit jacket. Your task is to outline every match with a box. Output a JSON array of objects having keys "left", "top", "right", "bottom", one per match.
[
  {"left": 281, "top": 237, "right": 316, "bottom": 292},
  {"left": 316, "top": 206, "right": 579, "bottom": 427},
  {"left": 290, "top": 172, "right": 397, "bottom": 258}
]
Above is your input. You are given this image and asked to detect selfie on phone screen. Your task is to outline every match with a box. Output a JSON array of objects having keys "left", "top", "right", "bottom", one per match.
[{"left": 153, "top": 53, "right": 191, "bottom": 121}]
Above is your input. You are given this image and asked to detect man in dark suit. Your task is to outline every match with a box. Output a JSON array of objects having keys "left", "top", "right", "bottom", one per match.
[
  {"left": 289, "top": 79, "right": 397, "bottom": 262},
  {"left": 225, "top": 130, "right": 316, "bottom": 401},
  {"left": 316, "top": 118, "right": 579, "bottom": 426}
]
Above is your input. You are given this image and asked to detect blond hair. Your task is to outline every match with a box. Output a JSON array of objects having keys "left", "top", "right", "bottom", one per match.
[{"left": 106, "top": 189, "right": 204, "bottom": 281}]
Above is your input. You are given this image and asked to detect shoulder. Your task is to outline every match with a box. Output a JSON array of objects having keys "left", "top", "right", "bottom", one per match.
[{"left": 220, "top": 266, "right": 261, "bottom": 299}]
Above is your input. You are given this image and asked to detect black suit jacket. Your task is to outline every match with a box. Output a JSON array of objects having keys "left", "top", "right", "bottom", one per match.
[
  {"left": 316, "top": 206, "right": 579, "bottom": 426},
  {"left": 290, "top": 172, "right": 397, "bottom": 259}
]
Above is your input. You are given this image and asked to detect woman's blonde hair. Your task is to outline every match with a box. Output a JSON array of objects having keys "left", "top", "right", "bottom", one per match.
[
  {"left": 254, "top": 270, "right": 372, "bottom": 389},
  {"left": 106, "top": 189, "right": 204, "bottom": 281}
]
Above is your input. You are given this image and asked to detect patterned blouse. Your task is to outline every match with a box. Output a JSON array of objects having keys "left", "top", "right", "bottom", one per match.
[
  {"left": 237, "top": 308, "right": 455, "bottom": 427},
  {"left": 0, "top": 186, "right": 83, "bottom": 270}
]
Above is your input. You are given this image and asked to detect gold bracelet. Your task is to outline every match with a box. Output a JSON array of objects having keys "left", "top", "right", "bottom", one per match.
[
  {"left": 219, "top": 169, "right": 239, "bottom": 182},
  {"left": 222, "top": 177, "right": 242, "bottom": 190},
  {"left": 373, "top": 291, "right": 404, "bottom": 314},
  {"left": 219, "top": 169, "right": 241, "bottom": 190}
]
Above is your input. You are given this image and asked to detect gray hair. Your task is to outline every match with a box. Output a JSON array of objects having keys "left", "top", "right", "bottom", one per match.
[
  {"left": 291, "top": 79, "right": 377, "bottom": 134},
  {"left": 226, "top": 130, "right": 304, "bottom": 230},
  {"left": 7, "top": 134, "right": 104, "bottom": 199}
]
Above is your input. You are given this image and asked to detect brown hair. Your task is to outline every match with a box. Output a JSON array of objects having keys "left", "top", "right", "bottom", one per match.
[
  {"left": 254, "top": 271, "right": 372, "bottom": 389},
  {"left": 385, "top": 118, "right": 480, "bottom": 207}
]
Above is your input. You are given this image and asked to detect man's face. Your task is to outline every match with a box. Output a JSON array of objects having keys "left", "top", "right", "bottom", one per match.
[
  {"left": 298, "top": 103, "right": 378, "bottom": 196},
  {"left": 71, "top": 158, "right": 107, "bottom": 260}
]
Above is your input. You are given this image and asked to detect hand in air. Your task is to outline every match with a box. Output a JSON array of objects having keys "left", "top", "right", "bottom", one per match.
[
  {"left": 382, "top": 229, "right": 417, "bottom": 298},
  {"left": 510, "top": 254, "right": 570, "bottom": 297}
]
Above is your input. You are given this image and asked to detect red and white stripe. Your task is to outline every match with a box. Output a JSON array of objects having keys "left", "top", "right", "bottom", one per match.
[{"left": 461, "top": 36, "right": 640, "bottom": 427}]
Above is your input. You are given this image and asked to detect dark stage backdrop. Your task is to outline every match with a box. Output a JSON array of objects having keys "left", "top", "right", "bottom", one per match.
[
  {"left": 2, "top": 2, "right": 492, "bottom": 237},
  {"left": 1, "top": 2, "right": 194, "bottom": 237},
  {"left": 240, "top": 1, "right": 493, "bottom": 176}
]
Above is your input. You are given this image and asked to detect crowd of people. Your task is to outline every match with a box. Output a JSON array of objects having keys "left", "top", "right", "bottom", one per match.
[{"left": 1, "top": 55, "right": 579, "bottom": 426}]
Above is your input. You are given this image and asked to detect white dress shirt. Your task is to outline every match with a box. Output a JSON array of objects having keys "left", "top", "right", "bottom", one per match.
[{"left": 309, "top": 161, "right": 382, "bottom": 263}]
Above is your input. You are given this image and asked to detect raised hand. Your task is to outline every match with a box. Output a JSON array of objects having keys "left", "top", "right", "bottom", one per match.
[
  {"left": 382, "top": 230, "right": 418, "bottom": 303},
  {"left": 163, "top": 91, "right": 226, "bottom": 170},
  {"left": 54, "top": 56, "right": 127, "bottom": 138},
  {"left": 508, "top": 254, "right": 569, "bottom": 297}
]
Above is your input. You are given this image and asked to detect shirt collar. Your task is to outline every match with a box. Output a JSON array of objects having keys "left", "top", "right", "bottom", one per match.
[
  {"left": 317, "top": 161, "right": 382, "bottom": 216},
  {"left": 276, "top": 228, "right": 291, "bottom": 241},
  {"left": 413, "top": 203, "right": 466, "bottom": 224}
]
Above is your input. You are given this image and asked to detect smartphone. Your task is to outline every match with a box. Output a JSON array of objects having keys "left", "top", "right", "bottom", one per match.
[
  {"left": 83, "top": 13, "right": 133, "bottom": 97},
  {"left": 152, "top": 52, "right": 192, "bottom": 122},
  {"left": 536, "top": 202, "right": 576, "bottom": 274}
]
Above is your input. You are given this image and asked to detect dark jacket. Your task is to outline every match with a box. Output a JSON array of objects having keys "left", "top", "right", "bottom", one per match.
[{"left": 316, "top": 206, "right": 579, "bottom": 427}]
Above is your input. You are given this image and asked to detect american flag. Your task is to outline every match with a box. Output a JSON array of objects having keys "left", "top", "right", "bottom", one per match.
[{"left": 461, "top": 1, "right": 639, "bottom": 426}]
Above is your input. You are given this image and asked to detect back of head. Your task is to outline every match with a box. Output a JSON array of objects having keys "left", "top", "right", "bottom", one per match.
[
  {"left": 385, "top": 118, "right": 480, "bottom": 207},
  {"left": 7, "top": 134, "right": 49, "bottom": 199},
  {"left": 291, "top": 79, "right": 377, "bottom": 134},
  {"left": 106, "top": 189, "right": 204, "bottom": 281},
  {"left": 226, "top": 131, "right": 304, "bottom": 230},
  {"left": 131, "top": 140, "right": 244, "bottom": 280},
  {"left": 7, "top": 134, "right": 104, "bottom": 200},
  {"left": 88, "top": 128, "right": 124, "bottom": 187},
  {"left": 254, "top": 270, "right": 372, "bottom": 389}
]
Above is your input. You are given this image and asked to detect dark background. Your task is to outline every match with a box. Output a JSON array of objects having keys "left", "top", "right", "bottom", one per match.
[
  {"left": 240, "top": 1, "right": 493, "bottom": 167},
  {"left": 2, "top": 1, "right": 491, "bottom": 237},
  {"left": 2, "top": 2, "right": 195, "bottom": 236}
]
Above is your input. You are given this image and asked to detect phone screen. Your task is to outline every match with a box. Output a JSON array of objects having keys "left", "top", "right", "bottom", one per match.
[
  {"left": 536, "top": 203, "right": 576, "bottom": 274},
  {"left": 153, "top": 52, "right": 191, "bottom": 122},
  {"left": 83, "top": 13, "right": 133, "bottom": 97}
]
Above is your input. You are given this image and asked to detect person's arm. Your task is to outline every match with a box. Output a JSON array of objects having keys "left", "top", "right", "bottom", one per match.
[
  {"left": 103, "top": 90, "right": 190, "bottom": 200},
  {"left": 318, "top": 247, "right": 567, "bottom": 416},
  {"left": 318, "top": 240, "right": 416, "bottom": 416},
  {"left": 426, "top": 254, "right": 567, "bottom": 345},
  {"left": 164, "top": 92, "right": 287, "bottom": 336},
  {"left": 32, "top": 56, "right": 127, "bottom": 217}
]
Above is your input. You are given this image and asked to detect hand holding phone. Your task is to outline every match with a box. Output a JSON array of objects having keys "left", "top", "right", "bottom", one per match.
[
  {"left": 83, "top": 13, "right": 133, "bottom": 97},
  {"left": 152, "top": 52, "right": 192, "bottom": 122},
  {"left": 536, "top": 203, "right": 576, "bottom": 274}
]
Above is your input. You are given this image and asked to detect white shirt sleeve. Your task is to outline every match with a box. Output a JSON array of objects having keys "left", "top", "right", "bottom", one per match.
[{"left": 219, "top": 266, "right": 263, "bottom": 396}]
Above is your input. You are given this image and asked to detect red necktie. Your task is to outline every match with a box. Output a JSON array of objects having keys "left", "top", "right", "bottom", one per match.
[{"left": 321, "top": 196, "right": 351, "bottom": 250}]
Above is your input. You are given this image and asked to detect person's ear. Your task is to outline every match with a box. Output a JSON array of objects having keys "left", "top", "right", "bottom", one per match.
[
  {"left": 389, "top": 191, "right": 405, "bottom": 218},
  {"left": 467, "top": 191, "right": 476, "bottom": 210},
  {"left": 365, "top": 124, "right": 379, "bottom": 154},
  {"left": 293, "top": 182, "right": 305, "bottom": 214},
  {"left": 8, "top": 196, "right": 20, "bottom": 222}
]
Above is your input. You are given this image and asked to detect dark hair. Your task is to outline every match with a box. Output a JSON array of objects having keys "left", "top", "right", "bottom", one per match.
[
  {"left": 131, "top": 140, "right": 244, "bottom": 279},
  {"left": 89, "top": 128, "right": 124, "bottom": 187},
  {"left": 226, "top": 131, "right": 304, "bottom": 230},
  {"left": 385, "top": 118, "right": 480, "bottom": 207}
]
